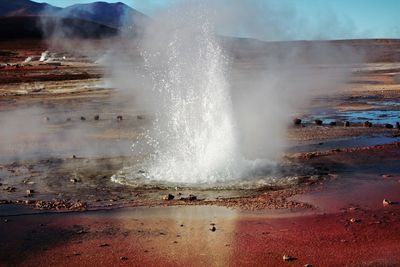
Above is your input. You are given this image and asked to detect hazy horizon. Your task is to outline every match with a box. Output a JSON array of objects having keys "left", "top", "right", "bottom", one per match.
[{"left": 36, "top": 0, "right": 400, "bottom": 41}]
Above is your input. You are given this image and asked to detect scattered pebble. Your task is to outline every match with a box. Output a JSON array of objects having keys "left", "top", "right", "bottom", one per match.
[
  {"left": 70, "top": 178, "right": 78, "bottom": 183},
  {"left": 117, "top": 115, "right": 123, "bottom": 121},
  {"left": 163, "top": 194, "right": 175, "bottom": 201},
  {"left": 283, "top": 255, "right": 296, "bottom": 261},
  {"left": 385, "top": 123, "right": 393, "bottom": 129},
  {"left": 344, "top": 121, "right": 350, "bottom": 127},
  {"left": 26, "top": 189, "right": 34, "bottom": 197},
  {"left": 293, "top": 118, "right": 302, "bottom": 125},
  {"left": 94, "top": 115, "right": 100, "bottom": 120},
  {"left": 99, "top": 243, "right": 110, "bottom": 247},
  {"left": 137, "top": 115, "right": 145, "bottom": 120},
  {"left": 315, "top": 119, "right": 323, "bottom": 125},
  {"left": 80, "top": 116, "right": 86, "bottom": 121},
  {"left": 383, "top": 199, "right": 393, "bottom": 206},
  {"left": 350, "top": 218, "right": 361, "bottom": 223},
  {"left": 304, "top": 264, "right": 312, "bottom": 267},
  {"left": 120, "top": 256, "right": 128, "bottom": 261},
  {"left": 210, "top": 226, "right": 216, "bottom": 232}
]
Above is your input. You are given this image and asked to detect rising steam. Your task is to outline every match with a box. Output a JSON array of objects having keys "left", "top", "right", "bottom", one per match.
[{"left": 107, "top": 1, "right": 363, "bottom": 184}]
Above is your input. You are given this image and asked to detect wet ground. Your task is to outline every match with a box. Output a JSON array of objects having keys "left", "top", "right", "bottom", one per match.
[{"left": 1, "top": 43, "right": 400, "bottom": 266}]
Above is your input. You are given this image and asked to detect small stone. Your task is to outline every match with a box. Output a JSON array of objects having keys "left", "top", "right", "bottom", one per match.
[
  {"left": 283, "top": 255, "right": 296, "bottom": 261},
  {"left": 117, "top": 115, "right": 123, "bottom": 121},
  {"left": 137, "top": 115, "right": 145, "bottom": 120},
  {"left": 344, "top": 121, "right": 350, "bottom": 127},
  {"left": 80, "top": 116, "right": 86, "bottom": 121},
  {"left": 99, "top": 243, "right": 110, "bottom": 247},
  {"left": 383, "top": 199, "right": 393, "bottom": 206},
  {"left": 363, "top": 121, "right": 372, "bottom": 127},
  {"left": 43, "top": 117, "right": 50, "bottom": 122},
  {"left": 94, "top": 115, "right": 100, "bottom": 121},
  {"left": 72, "top": 155, "right": 76, "bottom": 159},
  {"left": 70, "top": 178, "right": 78, "bottom": 183},
  {"left": 4, "top": 219, "right": 9, "bottom": 223},
  {"left": 314, "top": 119, "right": 323, "bottom": 125},
  {"left": 210, "top": 226, "right": 216, "bottom": 232},
  {"left": 304, "top": 264, "right": 312, "bottom": 267},
  {"left": 26, "top": 189, "right": 34, "bottom": 197},
  {"left": 188, "top": 194, "right": 197, "bottom": 201},
  {"left": 329, "top": 121, "right": 337, "bottom": 126},
  {"left": 120, "top": 256, "right": 128, "bottom": 261},
  {"left": 66, "top": 117, "right": 72, "bottom": 122},
  {"left": 163, "top": 194, "right": 175, "bottom": 201},
  {"left": 385, "top": 123, "right": 393, "bottom": 129},
  {"left": 396, "top": 122, "right": 400, "bottom": 129},
  {"left": 382, "top": 174, "right": 392, "bottom": 179},
  {"left": 293, "top": 118, "right": 302, "bottom": 125},
  {"left": 73, "top": 252, "right": 81, "bottom": 256},
  {"left": 349, "top": 218, "right": 361, "bottom": 223},
  {"left": 4, "top": 186, "right": 16, "bottom": 192}
]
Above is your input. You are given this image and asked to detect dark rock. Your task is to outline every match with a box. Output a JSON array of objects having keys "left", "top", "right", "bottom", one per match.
[
  {"left": 283, "top": 255, "right": 296, "bottom": 261},
  {"left": 137, "top": 115, "right": 145, "bottom": 120},
  {"left": 210, "top": 226, "right": 216, "bottom": 232},
  {"left": 72, "top": 155, "right": 76, "bottom": 159},
  {"left": 363, "top": 121, "right": 372, "bottom": 127},
  {"left": 120, "top": 256, "right": 128, "bottom": 261},
  {"left": 396, "top": 122, "right": 400, "bottom": 129},
  {"left": 70, "top": 178, "right": 78, "bottom": 183},
  {"left": 385, "top": 123, "right": 394, "bottom": 129},
  {"left": 344, "top": 121, "right": 350, "bottom": 127},
  {"left": 329, "top": 121, "right": 337, "bottom": 126},
  {"left": 80, "top": 116, "right": 86, "bottom": 121},
  {"left": 99, "top": 243, "right": 110, "bottom": 247},
  {"left": 4, "top": 186, "right": 16, "bottom": 192},
  {"left": 188, "top": 194, "right": 197, "bottom": 201},
  {"left": 163, "top": 194, "right": 175, "bottom": 201},
  {"left": 315, "top": 119, "right": 323, "bottom": 125},
  {"left": 26, "top": 189, "right": 34, "bottom": 197},
  {"left": 293, "top": 118, "right": 302, "bottom": 125},
  {"left": 117, "top": 115, "right": 123, "bottom": 121},
  {"left": 349, "top": 218, "right": 361, "bottom": 223},
  {"left": 94, "top": 115, "right": 100, "bottom": 121},
  {"left": 66, "top": 117, "right": 72, "bottom": 122}
]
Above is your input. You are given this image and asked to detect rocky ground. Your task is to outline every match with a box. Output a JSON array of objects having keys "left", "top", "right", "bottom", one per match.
[{"left": 0, "top": 40, "right": 400, "bottom": 266}]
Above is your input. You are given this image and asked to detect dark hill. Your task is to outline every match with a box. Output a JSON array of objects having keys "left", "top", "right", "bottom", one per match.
[{"left": 0, "top": 16, "right": 118, "bottom": 39}]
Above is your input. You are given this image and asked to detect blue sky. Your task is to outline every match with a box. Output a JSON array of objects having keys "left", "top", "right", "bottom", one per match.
[{"left": 41, "top": 0, "right": 400, "bottom": 40}]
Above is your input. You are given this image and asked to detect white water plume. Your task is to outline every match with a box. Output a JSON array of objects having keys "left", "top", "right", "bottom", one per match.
[{"left": 135, "top": 7, "right": 253, "bottom": 183}]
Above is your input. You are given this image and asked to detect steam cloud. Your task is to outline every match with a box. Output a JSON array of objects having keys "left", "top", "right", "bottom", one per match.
[
  {"left": 0, "top": 0, "right": 364, "bottom": 184},
  {"left": 107, "top": 1, "right": 363, "bottom": 183}
]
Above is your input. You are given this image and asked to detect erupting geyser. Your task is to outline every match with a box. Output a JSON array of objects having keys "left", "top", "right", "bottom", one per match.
[
  {"left": 134, "top": 7, "right": 249, "bottom": 183},
  {"left": 110, "top": 1, "right": 356, "bottom": 186}
]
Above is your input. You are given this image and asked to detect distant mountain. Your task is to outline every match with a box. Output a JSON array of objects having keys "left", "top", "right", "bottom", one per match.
[
  {"left": 0, "top": 0, "right": 148, "bottom": 39},
  {"left": 0, "top": 16, "right": 118, "bottom": 39},
  {"left": 0, "top": 0, "right": 147, "bottom": 28},
  {"left": 0, "top": 0, "right": 60, "bottom": 17},
  {"left": 57, "top": 2, "right": 147, "bottom": 29}
]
